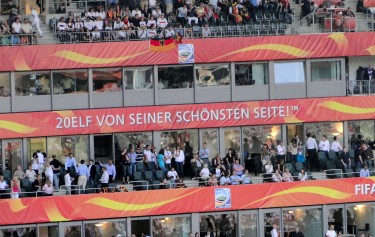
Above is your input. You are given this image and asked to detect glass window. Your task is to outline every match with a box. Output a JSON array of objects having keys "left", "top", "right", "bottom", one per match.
[
  {"left": 152, "top": 216, "right": 191, "bottom": 237},
  {"left": 274, "top": 62, "right": 305, "bottom": 84},
  {"left": 348, "top": 120, "right": 375, "bottom": 150},
  {"left": 114, "top": 132, "right": 153, "bottom": 151},
  {"left": 235, "top": 63, "right": 268, "bottom": 86},
  {"left": 15, "top": 71, "right": 51, "bottom": 96},
  {"left": 200, "top": 213, "right": 237, "bottom": 237},
  {"left": 311, "top": 61, "right": 341, "bottom": 81},
  {"left": 305, "top": 122, "right": 343, "bottom": 146},
  {"left": 39, "top": 225, "right": 58, "bottom": 236},
  {"left": 52, "top": 70, "right": 88, "bottom": 94},
  {"left": 327, "top": 207, "right": 344, "bottom": 234},
  {"left": 347, "top": 204, "right": 375, "bottom": 236},
  {"left": 0, "top": 72, "right": 10, "bottom": 97},
  {"left": 47, "top": 136, "right": 89, "bottom": 163},
  {"left": 264, "top": 210, "right": 280, "bottom": 236},
  {"left": 93, "top": 68, "right": 123, "bottom": 93},
  {"left": 85, "top": 220, "right": 127, "bottom": 236},
  {"left": 158, "top": 66, "right": 193, "bottom": 89},
  {"left": 224, "top": 129, "right": 241, "bottom": 155},
  {"left": 125, "top": 67, "right": 153, "bottom": 90},
  {"left": 27, "top": 137, "right": 46, "bottom": 166},
  {"left": 2, "top": 139, "right": 22, "bottom": 172},
  {"left": 201, "top": 129, "right": 219, "bottom": 156},
  {"left": 0, "top": 226, "right": 37, "bottom": 237},
  {"left": 242, "top": 126, "right": 281, "bottom": 155},
  {"left": 196, "top": 64, "right": 230, "bottom": 87},
  {"left": 64, "top": 225, "right": 82, "bottom": 237},
  {"left": 283, "top": 208, "right": 322, "bottom": 237},
  {"left": 160, "top": 130, "right": 198, "bottom": 158},
  {"left": 239, "top": 212, "right": 257, "bottom": 236}
]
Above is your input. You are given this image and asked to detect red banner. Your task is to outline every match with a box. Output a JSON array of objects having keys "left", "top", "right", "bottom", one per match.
[
  {"left": 364, "top": 0, "right": 375, "bottom": 7},
  {"left": 1, "top": 32, "right": 375, "bottom": 71},
  {"left": 0, "top": 96, "right": 374, "bottom": 139},
  {"left": 0, "top": 177, "right": 375, "bottom": 225}
]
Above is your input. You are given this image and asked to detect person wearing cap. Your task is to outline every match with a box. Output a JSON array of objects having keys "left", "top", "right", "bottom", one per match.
[{"left": 325, "top": 224, "right": 337, "bottom": 237}]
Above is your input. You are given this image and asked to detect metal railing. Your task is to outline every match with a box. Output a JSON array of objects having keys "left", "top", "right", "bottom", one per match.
[{"left": 347, "top": 79, "right": 375, "bottom": 95}]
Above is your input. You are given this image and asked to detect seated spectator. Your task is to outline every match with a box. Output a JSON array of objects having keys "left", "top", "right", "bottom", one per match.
[
  {"left": 202, "top": 23, "right": 211, "bottom": 37},
  {"left": 298, "top": 168, "right": 308, "bottom": 181},
  {"left": 265, "top": 160, "right": 274, "bottom": 174},
  {"left": 278, "top": 159, "right": 285, "bottom": 174},
  {"left": 282, "top": 168, "right": 293, "bottom": 182},
  {"left": 334, "top": 11, "right": 343, "bottom": 31},
  {"left": 199, "top": 163, "right": 211, "bottom": 186},
  {"left": 167, "top": 167, "right": 179, "bottom": 180},
  {"left": 25, "top": 165, "right": 36, "bottom": 182},
  {"left": 152, "top": 6, "right": 163, "bottom": 18},
  {"left": 32, "top": 174, "right": 43, "bottom": 192},
  {"left": 0, "top": 175, "right": 9, "bottom": 199},
  {"left": 147, "top": 15, "right": 157, "bottom": 28},
  {"left": 190, "top": 153, "right": 203, "bottom": 177},
  {"left": 230, "top": 170, "right": 242, "bottom": 185},
  {"left": 187, "top": 3, "right": 198, "bottom": 26},
  {"left": 208, "top": 174, "right": 218, "bottom": 186},
  {"left": 132, "top": 7, "right": 142, "bottom": 17},
  {"left": 118, "top": 26, "right": 128, "bottom": 40},
  {"left": 345, "top": 7, "right": 355, "bottom": 17},
  {"left": 42, "top": 178, "right": 53, "bottom": 196},
  {"left": 91, "top": 27, "right": 101, "bottom": 41},
  {"left": 211, "top": 154, "right": 222, "bottom": 168},
  {"left": 241, "top": 169, "right": 252, "bottom": 184},
  {"left": 272, "top": 169, "right": 282, "bottom": 182},
  {"left": 220, "top": 172, "right": 231, "bottom": 185},
  {"left": 11, "top": 17, "right": 21, "bottom": 34},
  {"left": 360, "top": 165, "right": 370, "bottom": 177},
  {"left": 164, "top": 25, "right": 176, "bottom": 37},
  {"left": 177, "top": 4, "right": 188, "bottom": 25},
  {"left": 157, "top": 14, "right": 168, "bottom": 29},
  {"left": 21, "top": 18, "right": 32, "bottom": 34},
  {"left": 74, "top": 17, "right": 84, "bottom": 32},
  {"left": 147, "top": 25, "right": 157, "bottom": 38},
  {"left": 232, "top": 159, "right": 244, "bottom": 176},
  {"left": 94, "top": 16, "right": 104, "bottom": 30},
  {"left": 214, "top": 164, "right": 225, "bottom": 178},
  {"left": 13, "top": 165, "right": 26, "bottom": 180}
]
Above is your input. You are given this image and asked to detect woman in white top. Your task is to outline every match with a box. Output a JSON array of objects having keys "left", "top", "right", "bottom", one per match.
[
  {"left": 298, "top": 168, "right": 308, "bottom": 181},
  {"left": 272, "top": 170, "right": 282, "bottom": 182},
  {"left": 276, "top": 140, "right": 286, "bottom": 162},
  {"left": 45, "top": 162, "right": 54, "bottom": 186},
  {"left": 282, "top": 168, "right": 293, "bottom": 182},
  {"left": 31, "top": 154, "right": 39, "bottom": 174},
  {"left": 264, "top": 160, "right": 274, "bottom": 174}
]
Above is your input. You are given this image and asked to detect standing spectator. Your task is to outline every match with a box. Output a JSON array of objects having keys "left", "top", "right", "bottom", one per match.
[
  {"left": 174, "top": 145, "right": 185, "bottom": 178},
  {"left": 50, "top": 155, "right": 62, "bottom": 190},
  {"left": 158, "top": 148, "right": 168, "bottom": 174},
  {"left": 177, "top": 4, "right": 188, "bottom": 25},
  {"left": 10, "top": 175, "right": 20, "bottom": 199},
  {"left": 77, "top": 160, "right": 89, "bottom": 190},
  {"left": 276, "top": 140, "right": 286, "bottom": 162},
  {"left": 42, "top": 178, "right": 53, "bottom": 196},
  {"left": 45, "top": 162, "right": 54, "bottom": 187},
  {"left": 199, "top": 142, "right": 210, "bottom": 163},
  {"left": 340, "top": 147, "right": 351, "bottom": 173},
  {"left": 224, "top": 149, "right": 235, "bottom": 173},
  {"left": 325, "top": 225, "right": 337, "bottom": 237},
  {"left": 359, "top": 143, "right": 373, "bottom": 169},
  {"left": 319, "top": 135, "right": 330, "bottom": 160},
  {"left": 121, "top": 148, "right": 130, "bottom": 184},
  {"left": 190, "top": 152, "right": 203, "bottom": 177},
  {"left": 164, "top": 146, "right": 173, "bottom": 170},
  {"left": 128, "top": 148, "right": 137, "bottom": 179},
  {"left": 100, "top": 166, "right": 109, "bottom": 191},
  {"left": 36, "top": 150, "right": 45, "bottom": 174},
  {"left": 25, "top": 165, "right": 36, "bottom": 183},
  {"left": 157, "top": 14, "right": 168, "bottom": 29},
  {"left": 288, "top": 138, "right": 298, "bottom": 163},
  {"left": 31, "top": 153, "right": 39, "bottom": 174},
  {"left": 306, "top": 133, "right": 318, "bottom": 171},
  {"left": 30, "top": 5, "right": 43, "bottom": 37},
  {"left": 0, "top": 175, "right": 9, "bottom": 199},
  {"left": 65, "top": 153, "right": 77, "bottom": 175},
  {"left": 64, "top": 170, "right": 74, "bottom": 195},
  {"left": 331, "top": 136, "right": 342, "bottom": 158},
  {"left": 100, "top": 160, "right": 116, "bottom": 183},
  {"left": 271, "top": 224, "right": 279, "bottom": 237},
  {"left": 88, "top": 159, "right": 97, "bottom": 186}
]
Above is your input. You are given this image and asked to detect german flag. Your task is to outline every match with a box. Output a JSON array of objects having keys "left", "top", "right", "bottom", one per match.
[{"left": 149, "top": 37, "right": 175, "bottom": 52}]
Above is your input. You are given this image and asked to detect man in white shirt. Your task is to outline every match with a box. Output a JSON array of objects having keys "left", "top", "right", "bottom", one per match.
[
  {"left": 319, "top": 135, "right": 330, "bottom": 161},
  {"left": 144, "top": 145, "right": 152, "bottom": 162},
  {"left": 325, "top": 225, "right": 337, "bottom": 237},
  {"left": 30, "top": 5, "right": 43, "bottom": 37},
  {"left": 174, "top": 146, "right": 185, "bottom": 178},
  {"left": 306, "top": 133, "right": 318, "bottom": 172},
  {"left": 25, "top": 165, "right": 36, "bottom": 182},
  {"left": 270, "top": 224, "right": 278, "bottom": 237},
  {"left": 132, "top": 7, "right": 142, "bottom": 17},
  {"left": 331, "top": 136, "right": 342, "bottom": 159},
  {"left": 11, "top": 17, "right": 22, "bottom": 33},
  {"left": 167, "top": 167, "right": 179, "bottom": 180}
]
